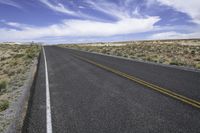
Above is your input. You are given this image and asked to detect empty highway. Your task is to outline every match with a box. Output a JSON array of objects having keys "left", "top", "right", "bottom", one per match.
[{"left": 23, "top": 46, "right": 200, "bottom": 133}]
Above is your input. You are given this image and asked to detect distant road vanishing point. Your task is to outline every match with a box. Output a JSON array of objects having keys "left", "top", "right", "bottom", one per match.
[{"left": 23, "top": 46, "right": 200, "bottom": 133}]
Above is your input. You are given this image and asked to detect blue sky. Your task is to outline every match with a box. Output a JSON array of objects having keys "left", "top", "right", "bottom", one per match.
[{"left": 0, "top": 0, "right": 200, "bottom": 43}]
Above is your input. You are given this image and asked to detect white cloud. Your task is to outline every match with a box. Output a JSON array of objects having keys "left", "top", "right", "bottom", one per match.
[
  {"left": 150, "top": 31, "right": 200, "bottom": 39},
  {"left": 156, "top": 0, "right": 200, "bottom": 24},
  {"left": 2, "top": 21, "right": 33, "bottom": 30},
  {"left": 0, "top": 16, "right": 160, "bottom": 41},
  {"left": 0, "top": 0, "right": 21, "bottom": 8},
  {"left": 39, "top": 0, "right": 76, "bottom": 15},
  {"left": 131, "top": 7, "right": 140, "bottom": 17},
  {"left": 85, "top": 0, "right": 132, "bottom": 19},
  {"left": 6, "top": 22, "right": 21, "bottom": 27}
]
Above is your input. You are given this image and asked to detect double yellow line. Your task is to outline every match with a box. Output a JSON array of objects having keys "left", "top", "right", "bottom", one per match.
[{"left": 73, "top": 54, "right": 200, "bottom": 109}]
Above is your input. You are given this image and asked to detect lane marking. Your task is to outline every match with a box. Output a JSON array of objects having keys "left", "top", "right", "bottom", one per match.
[
  {"left": 73, "top": 54, "right": 200, "bottom": 109},
  {"left": 43, "top": 47, "right": 53, "bottom": 133}
]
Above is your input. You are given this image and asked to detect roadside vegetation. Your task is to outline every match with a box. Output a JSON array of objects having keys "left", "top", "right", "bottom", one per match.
[
  {"left": 60, "top": 39, "right": 200, "bottom": 70},
  {"left": 0, "top": 43, "right": 40, "bottom": 132}
]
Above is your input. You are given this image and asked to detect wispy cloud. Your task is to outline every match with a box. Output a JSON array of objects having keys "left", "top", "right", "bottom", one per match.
[
  {"left": 39, "top": 0, "right": 76, "bottom": 15},
  {"left": 85, "top": 0, "right": 141, "bottom": 20},
  {"left": 6, "top": 22, "right": 22, "bottom": 27},
  {"left": 39, "top": 0, "right": 143, "bottom": 20},
  {"left": 85, "top": 0, "right": 129, "bottom": 19},
  {"left": 0, "top": 0, "right": 22, "bottom": 8},
  {"left": 38, "top": 0, "right": 105, "bottom": 21},
  {"left": 1, "top": 21, "right": 33, "bottom": 30}
]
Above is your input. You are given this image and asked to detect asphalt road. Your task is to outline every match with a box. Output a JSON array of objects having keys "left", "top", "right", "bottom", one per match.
[{"left": 23, "top": 46, "right": 200, "bottom": 133}]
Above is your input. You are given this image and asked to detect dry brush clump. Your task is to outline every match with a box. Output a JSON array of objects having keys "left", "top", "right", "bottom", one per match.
[
  {"left": 0, "top": 100, "right": 9, "bottom": 112},
  {"left": 61, "top": 39, "right": 200, "bottom": 69}
]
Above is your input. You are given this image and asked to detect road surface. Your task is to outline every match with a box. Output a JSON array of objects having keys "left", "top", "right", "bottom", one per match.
[{"left": 23, "top": 46, "right": 200, "bottom": 133}]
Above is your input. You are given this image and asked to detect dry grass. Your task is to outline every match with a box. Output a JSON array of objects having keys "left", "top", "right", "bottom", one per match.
[
  {"left": 0, "top": 43, "right": 40, "bottom": 132},
  {"left": 60, "top": 39, "right": 200, "bottom": 69},
  {"left": 0, "top": 44, "right": 40, "bottom": 107}
]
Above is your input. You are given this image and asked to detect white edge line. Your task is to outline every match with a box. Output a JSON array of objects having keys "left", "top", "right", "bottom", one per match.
[{"left": 43, "top": 47, "right": 53, "bottom": 133}]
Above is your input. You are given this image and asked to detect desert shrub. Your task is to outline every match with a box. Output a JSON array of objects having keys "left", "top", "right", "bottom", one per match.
[
  {"left": 26, "top": 50, "right": 35, "bottom": 59},
  {"left": 0, "top": 57, "right": 6, "bottom": 61},
  {"left": 16, "top": 68, "right": 22, "bottom": 74},
  {"left": 191, "top": 50, "right": 195, "bottom": 55},
  {"left": 157, "top": 58, "right": 165, "bottom": 63},
  {"left": 146, "top": 57, "right": 153, "bottom": 62},
  {"left": 123, "top": 54, "right": 128, "bottom": 58},
  {"left": 3, "top": 69, "right": 9, "bottom": 74},
  {"left": 0, "top": 80, "right": 7, "bottom": 92},
  {"left": 14, "top": 54, "right": 24, "bottom": 58},
  {"left": 13, "top": 48, "right": 19, "bottom": 52},
  {"left": 100, "top": 48, "right": 108, "bottom": 54},
  {"left": 8, "top": 70, "right": 15, "bottom": 76},
  {"left": 25, "top": 47, "right": 38, "bottom": 59},
  {"left": 26, "top": 53, "right": 34, "bottom": 59},
  {"left": 10, "top": 60, "right": 18, "bottom": 66},
  {"left": 169, "top": 60, "right": 184, "bottom": 66},
  {"left": 195, "top": 64, "right": 200, "bottom": 69},
  {"left": 136, "top": 53, "right": 145, "bottom": 58},
  {"left": 0, "top": 100, "right": 9, "bottom": 112},
  {"left": 170, "top": 61, "right": 179, "bottom": 65},
  {"left": 194, "top": 58, "right": 200, "bottom": 61},
  {"left": 115, "top": 51, "right": 122, "bottom": 56}
]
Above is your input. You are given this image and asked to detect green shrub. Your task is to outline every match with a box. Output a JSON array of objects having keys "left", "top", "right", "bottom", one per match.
[
  {"left": 0, "top": 100, "right": 9, "bottom": 112},
  {"left": 14, "top": 54, "right": 24, "bottom": 58},
  {"left": 169, "top": 60, "right": 184, "bottom": 66},
  {"left": 101, "top": 49, "right": 107, "bottom": 54},
  {"left": 0, "top": 80, "right": 7, "bottom": 92},
  {"left": 10, "top": 60, "right": 18, "bottom": 66},
  {"left": 195, "top": 64, "right": 200, "bottom": 69},
  {"left": 146, "top": 56, "right": 158, "bottom": 62},
  {"left": 26, "top": 53, "right": 34, "bottom": 59},
  {"left": 115, "top": 51, "right": 122, "bottom": 56},
  {"left": 25, "top": 47, "right": 37, "bottom": 59},
  {"left": 157, "top": 58, "right": 165, "bottom": 63},
  {"left": 170, "top": 61, "right": 179, "bottom": 65}
]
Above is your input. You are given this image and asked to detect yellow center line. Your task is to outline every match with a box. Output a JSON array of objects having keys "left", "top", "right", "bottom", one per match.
[{"left": 73, "top": 54, "right": 200, "bottom": 109}]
